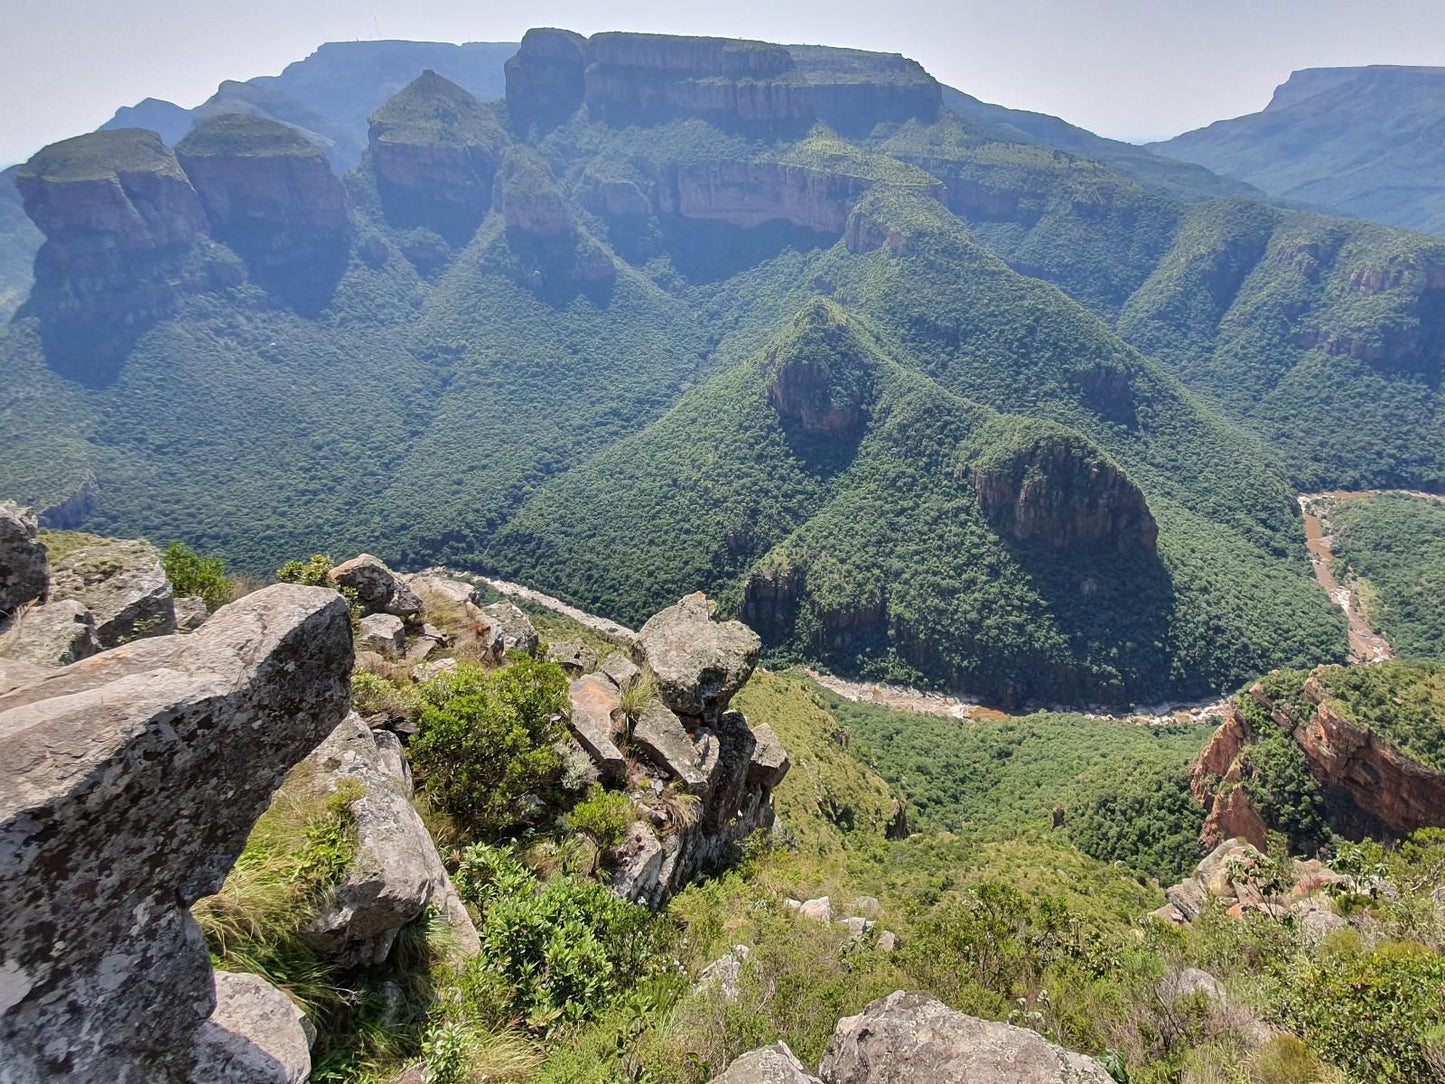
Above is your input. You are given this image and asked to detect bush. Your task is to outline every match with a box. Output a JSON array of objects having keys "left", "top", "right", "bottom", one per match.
[
  {"left": 563, "top": 787, "right": 636, "bottom": 853},
  {"left": 351, "top": 670, "right": 421, "bottom": 722},
  {"left": 411, "top": 657, "right": 569, "bottom": 839},
  {"left": 162, "top": 540, "right": 235, "bottom": 611}
]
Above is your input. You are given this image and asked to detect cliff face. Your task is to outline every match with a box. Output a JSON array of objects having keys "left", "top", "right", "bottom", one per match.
[
  {"left": 967, "top": 421, "right": 1159, "bottom": 553},
  {"left": 765, "top": 298, "right": 874, "bottom": 437},
  {"left": 368, "top": 70, "right": 509, "bottom": 243},
  {"left": 176, "top": 114, "right": 349, "bottom": 264},
  {"left": 505, "top": 29, "right": 940, "bottom": 133},
  {"left": 14, "top": 129, "right": 211, "bottom": 326},
  {"left": 661, "top": 162, "right": 871, "bottom": 234}
]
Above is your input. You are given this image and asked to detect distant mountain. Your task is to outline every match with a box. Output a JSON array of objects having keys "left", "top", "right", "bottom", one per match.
[{"left": 1152, "top": 66, "right": 1445, "bottom": 235}]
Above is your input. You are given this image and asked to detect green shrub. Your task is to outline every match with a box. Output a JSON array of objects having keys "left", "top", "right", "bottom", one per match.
[
  {"left": 276, "top": 553, "right": 337, "bottom": 587},
  {"left": 162, "top": 540, "right": 235, "bottom": 611},
  {"left": 1069, "top": 760, "right": 1205, "bottom": 883},
  {"left": 411, "top": 657, "right": 568, "bottom": 839},
  {"left": 454, "top": 844, "right": 535, "bottom": 910},
  {"left": 351, "top": 670, "right": 421, "bottom": 722},
  {"left": 564, "top": 787, "right": 636, "bottom": 853}
]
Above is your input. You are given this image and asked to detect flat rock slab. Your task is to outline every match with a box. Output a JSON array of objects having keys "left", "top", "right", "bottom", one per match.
[
  {"left": 633, "top": 700, "right": 706, "bottom": 791},
  {"left": 568, "top": 674, "right": 626, "bottom": 783}
]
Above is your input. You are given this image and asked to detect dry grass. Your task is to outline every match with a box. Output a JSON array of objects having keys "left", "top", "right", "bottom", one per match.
[{"left": 661, "top": 787, "right": 702, "bottom": 833}]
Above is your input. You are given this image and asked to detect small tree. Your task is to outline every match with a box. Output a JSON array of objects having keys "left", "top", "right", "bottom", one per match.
[{"left": 162, "top": 542, "right": 235, "bottom": 611}]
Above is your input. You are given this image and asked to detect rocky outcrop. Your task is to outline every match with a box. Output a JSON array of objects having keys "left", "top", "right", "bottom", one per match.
[
  {"left": 359, "top": 613, "right": 406, "bottom": 658},
  {"left": 479, "top": 599, "right": 540, "bottom": 657},
  {"left": 0, "top": 584, "right": 352, "bottom": 1082},
  {"left": 47, "top": 537, "right": 176, "bottom": 648},
  {"left": 189, "top": 971, "right": 312, "bottom": 1084},
  {"left": 14, "top": 128, "right": 213, "bottom": 328},
  {"left": 968, "top": 422, "right": 1158, "bottom": 553},
  {"left": 765, "top": 298, "right": 874, "bottom": 437},
  {"left": 368, "top": 70, "right": 508, "bottom": 242},
  {"left": 1191, "top": 712, "right": 1268, "bottom": 851},
  {"left": 715, "top": 1042, "right": 822, "bottom": 1084},
  {"left": 567, "top": 674, "right": 627, "bottom": 784},
  {"left": 819, "top": 991, "right": 1113, "bottom": 1083},
  {"left": 496, "top": 147, "right": 574, "bottom": 240},
  {"left": 0, "top": 503, "right": 47, "bottom": 617},
  {"left": 0, "top": 598, "right": 102, "bottom": 667},
  {"left": 505, "top": 28, "right": 589, "bottom": 130},
  {"left": 633, "top": 592, "right": 761, "bottom": 721},
  {"left": 659, "top": 162, "right": 867, "bottom": 233},
  {"left": 299, "top": 713, "right": 479, "bottom": 966},
  {"left": 329, "top": 553, "right": 421, "bottom": 618},
  {"left": 176, "top": 115, "right": 349, "bottom": 265}
]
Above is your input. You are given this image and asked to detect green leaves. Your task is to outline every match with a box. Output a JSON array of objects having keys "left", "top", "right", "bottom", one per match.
[{"left": 161, "top": 540, "right": 235, "bottom": 611}]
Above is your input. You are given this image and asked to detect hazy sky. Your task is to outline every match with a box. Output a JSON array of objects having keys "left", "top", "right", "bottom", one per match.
[{"left": 5, "top": 0, "right": 1445, "bottom": 166}]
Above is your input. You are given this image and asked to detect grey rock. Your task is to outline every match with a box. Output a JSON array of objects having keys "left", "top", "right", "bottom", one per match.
[
  {"left": 48, "top": 538, "right": 176, "bottom": 647},
  {"left": 175, "top": 595, "right": 210, "bottom": 631},
  {"left": 850, "top": 896, "right": 882, "bottom": 918},
  {"left": 601, "top": 652, "right": 641, "bottom": 691},
  {"left": 633, "top": 592, "right": 760, "bottom": 722},
  {"left": 0, "top": 659, "right": 50, "bottom": 696},
  {"left": 406, "top": 637, "right": 437, "bottom": 664},
  {"left": 634, "top": 700, "right": 707, "bottom": 792},
  {"left": 696, "top": 944, "right": 752, "bottom": 1003},
  {"left": 0, "top": 584, "right": 352, "bottom": 1083},
  {"left": 1157, "top": 968, "right": 1226, "bottom": 1007},
  {"left": 747, "top": 721, "right": 790, "bottom": 789},
  {"left": 481, "top": 600, "right": 539, "bottom": 656},
  {"left": 819, "top": 991, "right": 1114, "bottom": 1084},
  {"left": 714, "top": 1040, "right": 822, "bottom": 1083},
  {"left": 0, "top": 503, "right": 47, "bottom": 618},
  {"left": 875, "top": 930, "right": 898, "bottom": 952},
  {"left": 0, "top": 598, "right": 102, "bottom": 667},
  {"left": 610, "top": 820, "right": 664, "bottom": 904},
  {"left": 329, "top": 554, "right": 422, "bottom": 618},
  {"left": 189, "top": 971, "right": 311, "bottom": 1084},
  {"left": 358, "top": 612, "right": 406, "bottom": 658},
  {"left": 1298, "top": 905, "right": 1351, "bottom": 944},
  {"left": 798, "top": 896, "right": 833, "bottom": 925},
  {"left": 1166, "top": 877, "right": 1208, "bottom": 922},
  {"left": 838, "top": 916, "right": 875, "bottom": 939},
  {"left": 372, "top": 729, "right": 413, "bottom": 798},
  {"left": 412, "top": 656, "right": 458, "bottom": 684},
  {"left": 418, "top": 623, "right": 449, "bottom": 645},
  {"left": 547, "top": 638, "right": 597, "bottom": 676},
  {"left": 301, "top": 713, "right": 479, "bottom": 967},
  {"left": 406, "top": 573, "right": 474, "bottom": 607},
  {"left": 568, "top": 674, "right": 627, "bottom": 783}
]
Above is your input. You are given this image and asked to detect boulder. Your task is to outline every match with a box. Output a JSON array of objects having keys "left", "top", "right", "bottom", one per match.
[
  {"left": 481, "top": 600, "right": 540, "bottom": 656},
  {"left": 610, "top": 819, "right": 664, "bottom": 903},
  {"left": 747, "top": 721, "right": 791, "bottom": 789},
  {"left": 0, "top": 503, "right": 47, "bottom": 617},
  {"left": 412, "top": 656, "right": 458, "bottom": 684},
  {"left": 819, "top": 991, "right": 1114, "bottom": 1084},
  {"left": 875, "top": 930, "right": 898, "bottom": 952},
  {"left": 547, "top": 639, "right": 596, "bottom": 677},
  {"left": 786, "top": 896, "right": 833, "bottom": 925},
  {"left": 0, "top": 598, "right": 102, "bottom": 667},
  {"left": 633, "top": 700, "right": 707, "bottom": 792},
  {"left": 189, "top": 971, "right": 312, "bottom": 1084},
  {"left": 175, "top": 595, "right": 210, "bottom": 631},
  {"left": 568, "top": 674, "right": 627, "bottom": 783},
  {"left": 329, "top": 554, "right": 422, "bottom": 618},
  {"left": 838, "top": 917, "right": 875, "bottom": 939},
  {"left": 358, "top": 612, "right": 406, "bottom": 658},
  {"left": 714, "top": 1041, "right": 822, "bottom": 1084},
  {"left": 601, "top": 652, "right": 642, "bottom": 691},
  {"left": 300, "top": 713, "right": 479, "bottom": 966},
  {"left": 406, "top": 572, "right": 474, "bottom": 607},
  {"left": 1165, "top": 877, "right": 1208, "bottom": 922},
  {"left": 696, "top": 944, "right": 752, "bottom": 1003},
  {"left": 48, "top": 538, "right": 176, "bottom": 647},
  {"left": 0, "top": 584, "right": 352, "bottom": 1082},
  {"left": 633, "top": 592, "right": 760, "bottom": 722},
  {"left": 1157, "top": 968, "right": 1226, "bottom": 1007}
]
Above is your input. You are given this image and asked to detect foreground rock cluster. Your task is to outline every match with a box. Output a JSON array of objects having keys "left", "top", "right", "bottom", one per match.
[{"left": 714, "top": 991, "right": 1113, "bottom": 1083}]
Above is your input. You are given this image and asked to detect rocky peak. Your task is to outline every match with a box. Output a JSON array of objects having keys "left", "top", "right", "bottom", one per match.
[
  {"left": 0, "top": 584, "right": 353, "bottom": 1081},
  {"left": 505, "top": 28, "right": 589, "bottom": 130},
  {"left": 496, "top": 146, "right": 574, "bottom": 240},
  {"left": 965, "top": 418, "right": 1158, "bottom": 553},
  {"left": 368, "top": 70, "right": 509, "bottom": 243},
  {"left": 765, "top": 298, "right": 875, "bottom": 438},
  {"left": 176, "top": 114, "right": 349, "bottom": 263}
]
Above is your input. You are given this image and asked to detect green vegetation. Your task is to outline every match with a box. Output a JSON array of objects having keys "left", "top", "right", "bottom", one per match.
[
  {"left": 161, "top": 540, "right": 235, "bottom": 610},
  {"left": 1329, "top": 494, "right": 1445, "bottom": 659},
  {"left": 34, "top": 528, "right": 111, "bottom": 563},
  {"left": 175, "top": 113, "right": 330, "bottom": 159}
]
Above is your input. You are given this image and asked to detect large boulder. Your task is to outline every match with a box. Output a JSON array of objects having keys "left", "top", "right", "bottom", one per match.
[
  {"left": 0, "top": 503, "right": 47, "bottom": 618},
  {"left": 633, "top": 700, "right": 707, "bottom": 792},
  {"left": 0, "top": 584, "right": 353, "bottom": 1082},
  {"left": 481, "top": 600, "right": 540, "bottom": 656},
  {"left": 328, "top": 554, "right": 421, "bottom": 618},
  {"left": 358, "top": 612, "right": 406, "bottom": 658},
  {"left": 47, "top": 537, "right": 176, "bottom": 647},
  {"left": 714, "top": 1041, "right": 822, "bottom": 1084},
  {"left": 0, "top": 598, "right": 102, "bottom": 667},
  {"left": 819, "top": 991, "right": 1114, "bottom": 1084},
  {"left": 189, "top": 971, "right": 312, "bottom": 1084},
  {"left": 300, "top": 713, "right": 479, "bottom": 966},
  {"left": 633, "top": 592, "right": 760, "bottom": 722},
  {"left": 567, "top": 674, "right": 627, "bottom": 784}
]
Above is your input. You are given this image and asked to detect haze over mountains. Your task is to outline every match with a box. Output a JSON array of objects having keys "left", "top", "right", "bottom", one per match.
[{"left": 2, "top": 28, "right": 1442, "bottom": 708}]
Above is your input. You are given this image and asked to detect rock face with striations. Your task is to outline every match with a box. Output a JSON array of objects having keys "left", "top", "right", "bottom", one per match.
[
  {"left": 368, "top": 70, "right": 509, "bottom": 243},
  {"left": 14, "top": 128, "right": 211, "bottom": 326},
  {"left": 176, "top": 114, "right": 349, "bottom": 265},
  {"left": 0, "top": 584, "right": 352, "bottom": 1083},
  {"left": 818, "top": 991, "right": 1114, "bottom": 1084},
  {"left": 0, "top": 503, "right": 48, "bottom": 617}
]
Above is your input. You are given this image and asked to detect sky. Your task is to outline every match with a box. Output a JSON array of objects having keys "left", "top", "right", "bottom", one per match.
[{"left": 5, "top": 0, "right": 1445, "bottom": 166}]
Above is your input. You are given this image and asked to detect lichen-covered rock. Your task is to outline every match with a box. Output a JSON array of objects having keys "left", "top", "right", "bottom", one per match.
[
  {"left": 329, "top": 554, "right": 422, "bottom": 618},
  {"left": 300, "top": 713, "right": 479, "bottom": 966},
  {"left": 0, "top": 503, "right": 47, "bottom": 618},
  {"left": 600, "top": 652, "right": 641, "bottom": 690},
  {"left": 0, "top": 598, "right": 102, "bottom": 667},
  {"left": 633, "top": 699, "right": 707, "bottom": 791},
  {"left": 546, "top": 639, "right": 597, "bottom": 677},
  {"left": 47, "top": 537, "right": 176, "bottom": 648},
  {"left": 174, "top": 595, "right": 211, "bottom": 631},
  {"left": 747, "top": 721, "right": 790, "bottom": 790},
  {"left": 819, "top": 991, "right": 1114, "bottom": 1084},
  {"left": 714, "top": 1041, "right": 822, "bottom": 1084},
  {"left": 696, "top": 944, "right": 753, "bottom": 1004},
  {"left": 0, "top": 584, "right": 352, "bottom": 1083},
  {"left": 633, "top": 592, "right": 760, "bottom": 722},
  {"left": 481, "top": 600, "right": 540, "bottom": 657},
  {"left": 568, "top": 674, "right": 627, "bottom": 783},
  {"left": 358, "top": 612, "right": 406, "bottom": 658},
  {"left": 189, "top": 971, "right": 312, "bottom": 1084}
]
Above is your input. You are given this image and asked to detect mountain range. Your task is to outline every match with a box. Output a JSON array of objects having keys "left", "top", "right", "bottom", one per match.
[{"left": 3, "top": 29, "right": 1443, "bottom": 708}]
